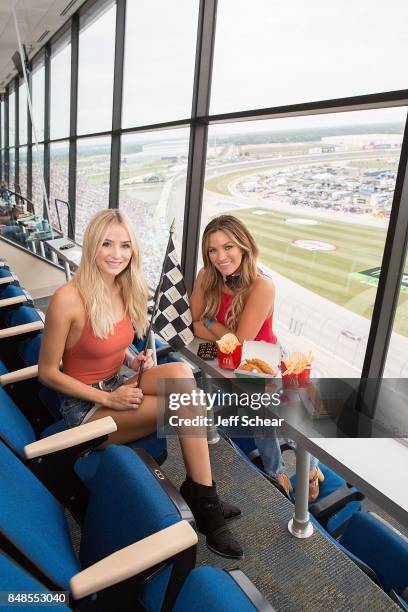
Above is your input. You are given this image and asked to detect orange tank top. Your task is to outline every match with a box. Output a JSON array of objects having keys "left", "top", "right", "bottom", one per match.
[{"left": 63, "top": 315, "right": 134, "bottom": 384}]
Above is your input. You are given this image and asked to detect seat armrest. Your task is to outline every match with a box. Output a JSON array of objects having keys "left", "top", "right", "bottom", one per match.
[
  {"left": 0, "top": 276, "right": 14, "bottom": 285},
  {"left": 24, "top": 416, "right": 117, "bottom": 459},
  {"left": 0, "top": 365, "right": 38, "bottom": 385},
  {"left": 0, "top": 320, "right": 44, "bottom": 339},
  {"left": 70, "top": 520, "right": 197, "bottom": 600},
  {"left": 0, "top": 295, "right": 27, "bottom": 308}
]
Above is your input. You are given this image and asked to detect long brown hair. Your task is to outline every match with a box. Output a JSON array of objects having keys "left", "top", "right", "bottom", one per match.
[
  {"left": 73, "top": 210, "right": 149, "bottom": 339},
  {"left": 200, "top": 215, "right": 259, "bottom": 331}
]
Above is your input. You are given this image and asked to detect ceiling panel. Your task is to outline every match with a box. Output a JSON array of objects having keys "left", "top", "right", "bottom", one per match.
[{"left": 0, "top": 0, "right": 86, "bottom": 91}]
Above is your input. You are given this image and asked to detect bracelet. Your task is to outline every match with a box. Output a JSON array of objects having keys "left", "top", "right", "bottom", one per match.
[{"left": 206, "top": 319, "right": 215, "bottom": 329}]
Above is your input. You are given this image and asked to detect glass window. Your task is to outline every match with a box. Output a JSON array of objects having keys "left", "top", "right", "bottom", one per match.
[
  {"left": 50, "top": 39, "right": 71, "bottom": 140},
  {"left": 77, "top": 2, "right": 116, "bottom": 135},
  {"left": 32, "top": 144, "right": 44, "bottom": 215},
  {"left": 122, "top": 0, "right": 199, "bottom": 128},
  {"left": 9, "top": 89, "right": 15, "bottom": 147},
  {"left": 8, "top": 148, "right": 15, "bottom": 189},
  {"left": 18, "top": 146, "right": 27, "bottom": 197},
  {"left": 32, "top": 63, "right": 45, "bottom": 142},
  {"left": 200, "top": 107, "right": 407, "bottom": 376},
  {"left": 119, "top": 128, "right": 189, "bottom": 288},
  {"left": 76, "top": 136, "right": 111, "bottom": 241},
  {"left": 19, "top": 82, "right": 28, "bottom": 145},
  {"left": 211, "top": 0, "right": 408, "bottom": 114},
  {"left": 49, "top": 141, "right": 70, "bottom": 234}
]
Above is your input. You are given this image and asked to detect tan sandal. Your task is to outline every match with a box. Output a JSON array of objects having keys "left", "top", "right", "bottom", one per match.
[
  {"left": 308, "top": 467, "right": 324, "bottom": 502},
  {"left": 275, "top": 473, "right": 293, "bottom": 498}
]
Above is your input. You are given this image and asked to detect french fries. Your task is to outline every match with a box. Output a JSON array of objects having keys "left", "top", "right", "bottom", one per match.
[
  {"left": 217, "top": 333, "right": 241, "bottom": 354},
  {"left": 281, "top": 351, "right": 314, "bottom": 375}
]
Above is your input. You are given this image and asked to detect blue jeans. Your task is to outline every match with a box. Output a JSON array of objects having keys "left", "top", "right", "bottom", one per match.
[
  {"left": 254, "top": 433, "right": 319, "bottom": 476},
  {"left": 60, "top": 373, "right": 127, "bottom": 428}
]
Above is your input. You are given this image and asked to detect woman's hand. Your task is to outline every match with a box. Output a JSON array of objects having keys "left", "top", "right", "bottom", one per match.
[
  {"left": 128, "top": 349, "right": 154, "bottom": 372},
  {"left": 106, "top": 383, "right": 144, "bottom": 410}
]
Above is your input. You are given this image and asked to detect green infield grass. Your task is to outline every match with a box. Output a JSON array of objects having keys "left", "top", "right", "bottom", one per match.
[{"left": 228, "top": 208, "right": 408, "bottom": 337}]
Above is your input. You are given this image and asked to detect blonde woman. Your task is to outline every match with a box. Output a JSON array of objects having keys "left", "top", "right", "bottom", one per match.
[
  {"left": 191, "top": 215, "right": 323, "bottom": 501},
  {"left": 39, "top": 210, "right": 242, "bottom": 559}
]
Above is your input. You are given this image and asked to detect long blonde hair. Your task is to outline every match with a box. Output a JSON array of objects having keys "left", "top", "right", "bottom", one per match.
[
  {"left": 200, "top": 215, "right": 259, "bottom": 331},
  {"left": 73, "top": 210, "right": 148, "bottom": 339}
]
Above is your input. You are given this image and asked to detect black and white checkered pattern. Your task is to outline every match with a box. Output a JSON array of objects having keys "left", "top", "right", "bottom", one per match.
[{"left": 153, "top": 237, "right": 194, "bottom": 349}]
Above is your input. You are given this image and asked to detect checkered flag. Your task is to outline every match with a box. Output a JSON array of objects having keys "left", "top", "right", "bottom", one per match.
[{"left": 153, "top": 235, "right": 194, "bottom": 349}]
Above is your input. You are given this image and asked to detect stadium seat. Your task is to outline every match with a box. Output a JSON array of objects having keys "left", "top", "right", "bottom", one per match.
[
  {"left": 0, "top": 269, "right": 20, "bottom": 294},
  {"left": 0, "top": 383, "right": 167, "bottom": 518},
  {"left": 338, "top": 511, "right": 408, "bottom": 607},
  {"left": 0, "top": 556, "right": 276, "bottom": 612},
  {"left": 227, "top": 435, "right": 363, "bottom": 536},
  {"left": 0, "top": 440, "right": 197, "bottom": 611},
  {"left": 0, "top": 306, "right": 44, "bottom": 369},
  {"left": 290, "top": 463, "right": 364, "bottom": 536},
  {"left": 0, "top": 552, "right": 67, "bottom": 611}
]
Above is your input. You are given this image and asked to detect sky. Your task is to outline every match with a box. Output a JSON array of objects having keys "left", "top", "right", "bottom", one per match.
[{"left": 4, "top": 0, "right": 408, "bottom": 145}]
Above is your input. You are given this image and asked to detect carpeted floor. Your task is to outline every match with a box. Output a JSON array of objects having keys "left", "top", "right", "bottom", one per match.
[{"left": 161, "top": 436, "right": 397, "bottom": 611}]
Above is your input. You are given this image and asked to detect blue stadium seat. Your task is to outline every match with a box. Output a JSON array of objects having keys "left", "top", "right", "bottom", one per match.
[
  {"left": 0, "top": 553, "right": 66, "bottom": 612},
  {"left": 0, "top": 440, "right": 196, "bottom": 611},
  {"left": 0, "top": 285, "right": 32, "bottom": 324},
  {"left": 339, "top": 511, "right": 408, "bottom": 607},
  {"left": 228, "top": 435, "right": 363, "bottom": 536},
  {"left": 173, "top": 567, "right": 275, "bottom": 612},
  {"left": 3, "top": 303, "right": 42, "bottom": 328},
  {"left": 0, "top": 283, "right": 24, "bottom": 299},
  {"left": 290, "top": 464, "right": 363, "bottom": 535},
  {"left": 0, "top": 386, "right": 166, "bottom": 515},
  {"left": 0, "top": 556, "right": 275, "bottom": 612}
]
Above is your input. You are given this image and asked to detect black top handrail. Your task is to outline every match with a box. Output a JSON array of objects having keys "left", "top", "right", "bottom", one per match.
[{"left": 7, "top": 189, "right": 35, "bottom": 214}]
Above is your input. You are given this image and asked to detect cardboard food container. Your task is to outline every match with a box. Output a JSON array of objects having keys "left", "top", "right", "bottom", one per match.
[
  {"left": 217, "top": 343, "right": 242, "bottom": 370},
  {"left": 234, "top": 341, "right": 281, "bottom": 379}
]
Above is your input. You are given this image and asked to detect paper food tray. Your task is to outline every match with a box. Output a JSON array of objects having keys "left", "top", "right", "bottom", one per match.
[{"left": 234, "top": 341, "right": 281, "bottom": 379}]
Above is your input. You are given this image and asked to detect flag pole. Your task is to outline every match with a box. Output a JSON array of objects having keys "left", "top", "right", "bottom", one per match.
[{"left": 135, "top": 219, "right": 176, "bottom": 387}]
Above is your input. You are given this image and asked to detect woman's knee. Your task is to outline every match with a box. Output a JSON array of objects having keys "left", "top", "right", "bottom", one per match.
[{"left": 164, "top": 361, "right": 194, "bottom": 380}]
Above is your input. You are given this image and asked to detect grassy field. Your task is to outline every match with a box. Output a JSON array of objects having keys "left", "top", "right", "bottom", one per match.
[{"left": 230, "top": 208, "right": 408, "bottom": 337}]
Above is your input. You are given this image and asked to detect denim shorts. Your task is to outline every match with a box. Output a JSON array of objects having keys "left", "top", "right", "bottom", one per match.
[{"left": 60, "top": 373, "right": 128, "bottom": 428}]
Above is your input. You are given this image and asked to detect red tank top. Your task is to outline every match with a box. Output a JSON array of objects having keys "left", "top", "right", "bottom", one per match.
[
  {"left": 63, "top": 315, "right": 134, "bottom": 384},
  {"left": 216, "top": 291, "right": 277, "bottom": 344}
]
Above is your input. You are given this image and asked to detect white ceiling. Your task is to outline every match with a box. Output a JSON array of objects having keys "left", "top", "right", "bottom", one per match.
[{"left": 0, "top": 0, "right": 86, "bottom": 92}]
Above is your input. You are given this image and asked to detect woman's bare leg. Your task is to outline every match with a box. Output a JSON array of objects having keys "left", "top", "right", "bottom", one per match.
[{"left": 88, "top": 361, "right": 212, "bottom": 485}]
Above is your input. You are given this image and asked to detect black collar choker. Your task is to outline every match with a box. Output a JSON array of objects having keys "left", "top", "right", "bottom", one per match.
[{"left": 224, "top": 273, "right": 242, "bottom": 291}]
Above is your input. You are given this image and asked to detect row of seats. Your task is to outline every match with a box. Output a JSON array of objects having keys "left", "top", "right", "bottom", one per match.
[{"left": 0, "top": 257, "right": 276, "bottom": 610}]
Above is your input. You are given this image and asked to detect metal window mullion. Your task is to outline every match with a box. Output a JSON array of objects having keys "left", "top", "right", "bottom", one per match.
[
  {"left": 109, "top": 0, "right": 126, "bottom": 209},
  {"left": 0, "top": 96, "right": 2, "bottom": 181},
  {"left": 68, "top": 14, "right": 79, "bottom": 239},
  {"left": 27, "top": 73, "right": 32, "bottom": 200},
  {"left": 358, "top": 116, "right": 408, "bottom": 415},
  {"left": 14, "top": 76, "right": 19, "bottom": 188},
  {"left": 182, "top": 0, "right": 217, "bottom": 293},
  {"left": 4, "top": 92, "right": 9, "bottom": 185},
  {"left": 43, "top": 43, "right": 51, "bottom": 217}
]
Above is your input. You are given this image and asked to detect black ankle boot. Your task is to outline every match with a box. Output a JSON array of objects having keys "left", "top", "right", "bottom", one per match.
[
  {"left": 182, "top": 479, "right": 243, "bottom": 559},
  {"left": 180, "top": 476, "right": 241, "bottom": 521}
]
